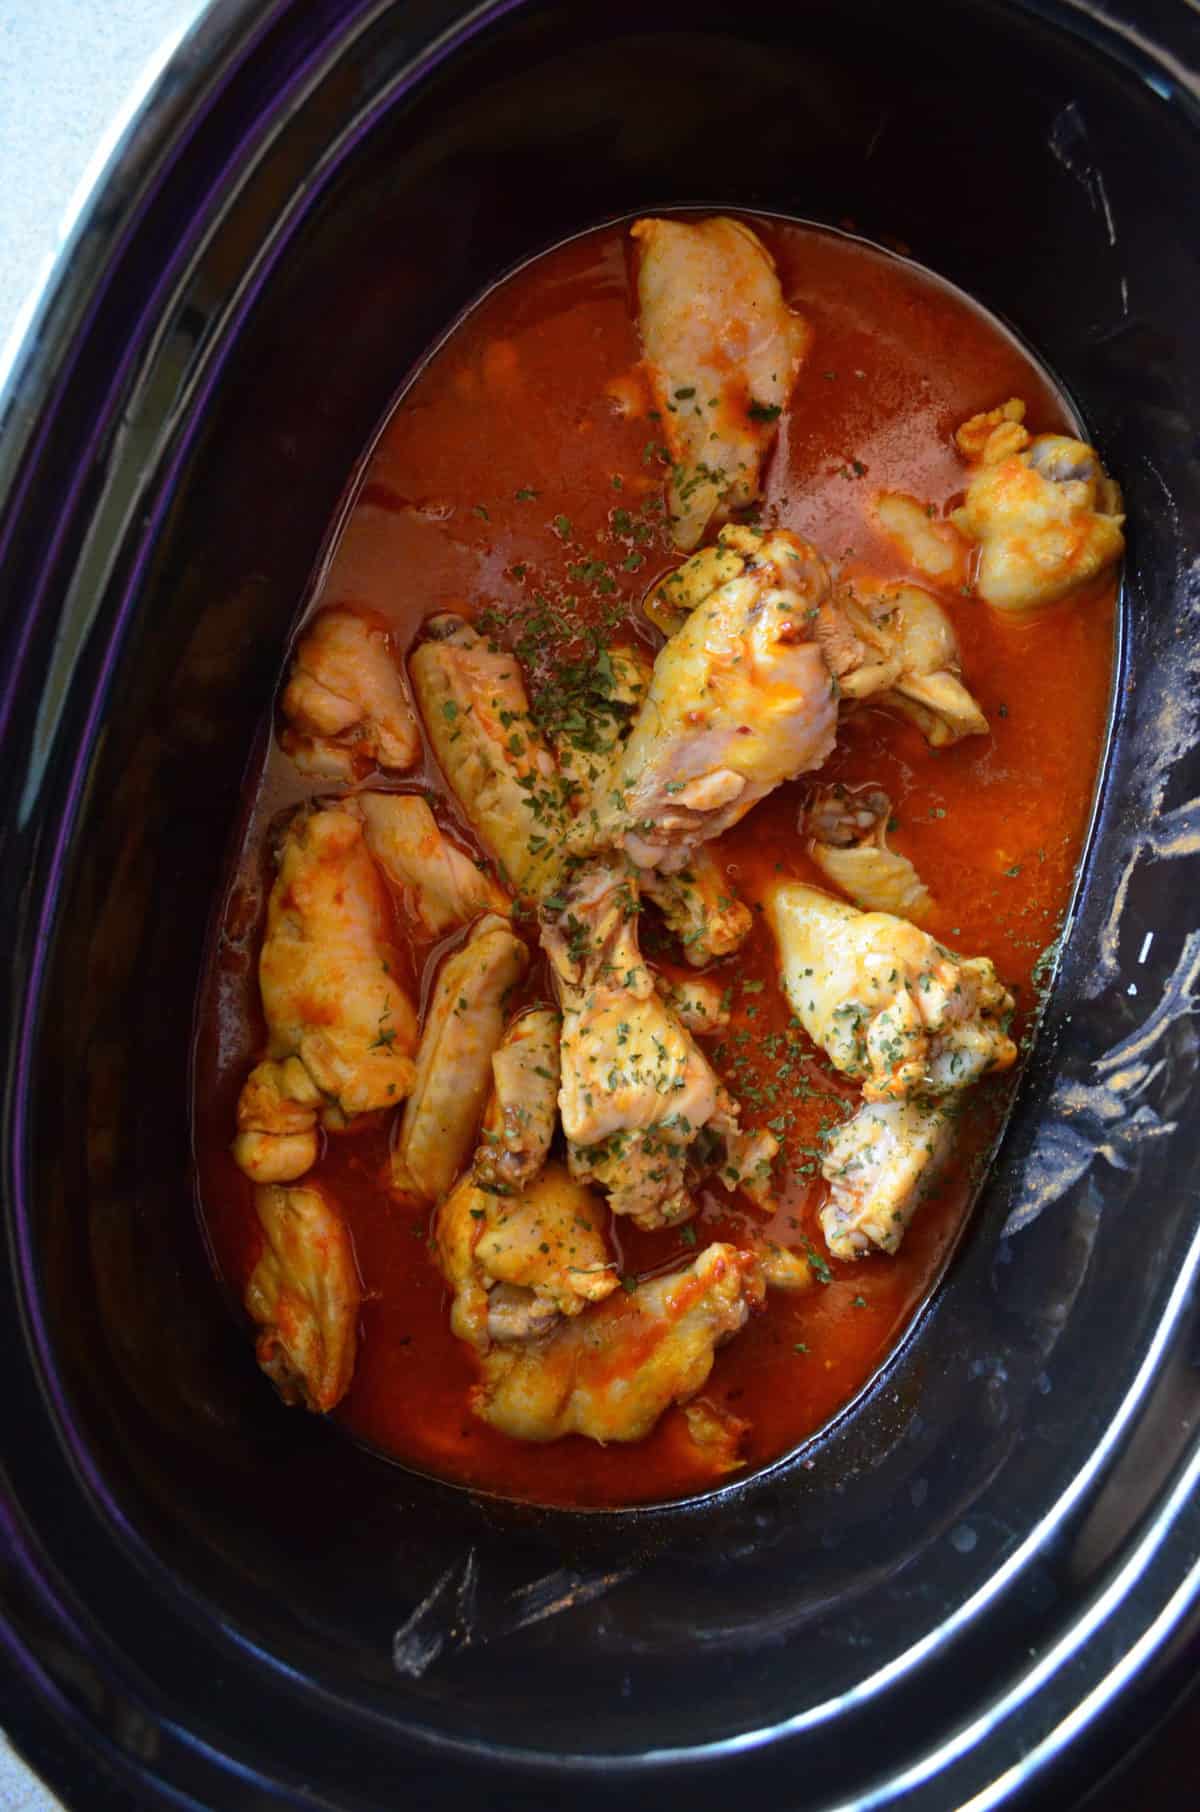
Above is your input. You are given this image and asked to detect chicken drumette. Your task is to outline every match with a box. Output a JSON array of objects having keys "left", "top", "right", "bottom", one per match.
[{"left": 632, "top": 215, "right": 810, "bottom": 550}]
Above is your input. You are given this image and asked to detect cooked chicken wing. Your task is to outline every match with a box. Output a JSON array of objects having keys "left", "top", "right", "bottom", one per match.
[
  {"left": 542, "top": 856, "right": 721, "bottom": 1229},
  {"left": 951, "top": 430, "right": 1124, "bottom": 612},
  {"left": 828, "top": 579, "right": 989, "bottom": 747},
  {"left": 872, "top": 492, "right": 972, "bottom": 589},
  {"left": 409, "top": 614, "right": 566, "bottom": 897},
  {"left": 766, "top": 881, "right": 1017, "bottom": 1102},
  {"left": 391, "top": 915, "right": 529, "bottom": 1200},
  {"left": 436, "top": 1160, "right": 616, "bottom": 1351},
  {"left": 474, "top": 1006, "right": 561, "bottom": 1193},
  {"left": 245, "top": 1182, "right": 360, "bottom": 1411},
  {"left": 804, "top": 784, "right": 933, "bottom": 921},
  {"left": 232, "top": 1057, "right": 323, "bottom": 1184},
  {"left": 233, "top": 808, "right": 417, "bottom": 1181},
  {"left": 280, "top": 606, "right": 418, "bottom": 777},
  {"left": 611, "top": 527, "right": 838, "bottom": 870},
  {"left": 641, "top": 846, "right": 754, "bottom": 966},
  {"left": 632, "top": 216, "right": 810, "bottom": 551},
  {"left": 473, "top": 1242, "right": 765, "bottom": 1444},
  {"left": 820, "top": 1096, "right": 955, "bottom": 1259},
  {"left": 357, "top": 792, "right": 509, "bottom": 935}
]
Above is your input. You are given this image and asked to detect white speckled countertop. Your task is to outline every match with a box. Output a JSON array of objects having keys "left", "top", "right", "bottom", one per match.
[{"left": 0, "top": 4, "right": 204, "bottom": 1804}]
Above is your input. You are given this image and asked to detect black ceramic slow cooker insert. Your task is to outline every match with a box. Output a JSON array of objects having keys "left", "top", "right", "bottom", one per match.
[{"left": 2, "top": 2, "right": 1199, "bottom": 1807}]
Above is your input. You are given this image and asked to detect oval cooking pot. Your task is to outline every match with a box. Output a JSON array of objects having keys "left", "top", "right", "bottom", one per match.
[{"left": 2, "top": 1, "right": 1200, "bottom": 1807}]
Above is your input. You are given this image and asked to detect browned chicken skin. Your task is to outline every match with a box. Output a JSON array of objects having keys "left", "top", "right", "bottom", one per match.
[
  {"left": 280, "top": 606, "right": 419, "bottom": 777},
  {"left": 232, "top": 806, "right": 418, "bottom": 1181},
  {"left": 246, "top": 1182, "right": 361, "bottom": 1411},
  {"left": 473, "top": 1242, "right": 765, "bottom": 1443}
]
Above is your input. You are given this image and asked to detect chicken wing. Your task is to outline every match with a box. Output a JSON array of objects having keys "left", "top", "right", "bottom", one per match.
[
  {"left": 820, "top": 1096, "right": 955, "bottom": 1259},
  {"left": 951, "top": 430, "right": 1124, "bottom": 612},
  {"left": 232, "top": 1056, "right": 322, "bottom": 1184},
  {"left": 473, "top": 1241, "right": 765, "bottom": 1444},
  {"left": 766, "top": 881, "right": 1017, "bottom": 1102},
  {"left": 391, "top": 914, "right": 529, "bottom": 1200},
  {"left": 542, "top": 856, "right": 721, "bottom": 1229},
  {"left": 804, "top": 784, "right": 933, "bottom": 921},
  {"left": 233, "top": 807, "right": 417, "bottom": 1182},
  {"left": 280, "top": 606, "right": 419, "bottom": 777},
  {"left": 474, "top": 1006, "right": 561, "bottom": 1194},
  {"left": 245, "top": 1181, "right": 361, "bottom": 1411},
  {"left": 611, "top": 526, "right": 838, "bottom": 870},
  {"left": 641, "top": 846, "right": 754, "bottom": 966},
  {"left": 436, "top": 1160, "right": 617, "bottom": 1351},
  {"left": 357, "top": 791, "right": 509, "bottom": 935},
  {"left": 632, "top": 216, "right": 810, "bottom": 551},
  {"left": 827, "top": 579, "right": 989, "bottom": 747},
  {"left": 409, "top": 614, "right": 566, "bottom": 897}
]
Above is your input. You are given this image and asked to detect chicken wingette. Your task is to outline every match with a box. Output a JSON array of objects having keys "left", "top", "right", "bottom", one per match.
[
  {"left": 768, "top": 882, "right": 1016, "bottom": 1101},
  {"left": 474, "top": 1006, "right": 561, "bottom": 1194},
  {"left": 436, "top": 1160, "right": 617, "bottom": 1351},
  {"left": 473, "top": 1242, "right": 765, "bottom": 1444},
  {"left": 246, "top": 1182, "right": 361, "bottom": 1412},
  {"left": 409, "top": 613, "right": 568, "bottom": 898},
  {"left": 279, "top": 605, "right": 419, "bottom": 777},
  {"left": 541, "top": 856, "right": 723, "bottom": 1229},
  {"left": 232, "top": 806, "right": 417, "bottom": 1181},
  {"left": 610, "top": 526, "right": 838, "bottom": 870},
  {"left": 824, "top": 579, "right": 989, "bottom": 748},
  {"left": 391, "top": 915, "right": 529, "bottom": 1201},
  {"left": 357, "top": 792, "right": 509, "bottom": 935},
  {"left": 804, "top": 784, "right": 933, "bottom": 922},
  {"left": 767, "top": 881, "right": 1015, "bottom": 1259},
  {"left": 641, "top": 846, "right": 754, "bottom": 967},
  {"left": 632, "top": 215, "right": 810, "bottom": 551},
  {"left": 820, "top": 1097, "right": 955, "bottom": 1260}
]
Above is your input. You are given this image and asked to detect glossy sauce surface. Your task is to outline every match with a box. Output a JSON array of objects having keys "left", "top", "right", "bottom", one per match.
[{"left": 193, "top": 219, "right": 1115, "bottom": 1506}]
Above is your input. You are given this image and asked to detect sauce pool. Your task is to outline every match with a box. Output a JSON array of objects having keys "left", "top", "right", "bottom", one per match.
[{"left": 193, "top": 217, "right": 1115, "bottom": 1507}]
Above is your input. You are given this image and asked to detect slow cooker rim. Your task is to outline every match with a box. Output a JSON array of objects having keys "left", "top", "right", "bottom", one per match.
[{"left": 3, "top": 1, "right": 1200, "bottom": 1808}]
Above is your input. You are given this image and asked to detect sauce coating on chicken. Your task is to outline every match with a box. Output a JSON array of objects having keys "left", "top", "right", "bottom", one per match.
[{"left": 194, "top": 218, "right": 1115, "bottom": 1507}]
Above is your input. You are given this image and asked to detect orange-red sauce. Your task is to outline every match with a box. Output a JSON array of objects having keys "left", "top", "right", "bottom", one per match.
[{"left": 193, "top": 218, "right": 1116, "bottom": 1507}]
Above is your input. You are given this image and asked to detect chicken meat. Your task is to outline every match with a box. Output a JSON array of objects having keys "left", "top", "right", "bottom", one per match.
[
  {"left": 279, "top": 605, "right": 419, "bottom": 777},
  {"left": 767, "top": 881, "right": 1017, "bottom": 1102},
  {"left": 951, "top": 425, "right": 1124, "bottom": 612},
  {"left": 541, "top": 855, "right": 723, "bottom": 1229},
  {"left": 632, "top": 215, "right": 810, "bottom": 550},
  {"left": 474, "top": 1006, "right": 561, "bottom": 1194},
  {"left": 233, "top": 806, "right": 417, "bottom": 1181},
  {"left": 232, "top": 1056, "right": 323, "bottom": 1185},
  {"left": 825, "top": 579, "right": 989, "bottom": 747},
  {"left": 473, "top": 1241, "right": 765, "bottom": 1444},
  {"left": 436, "top": 1159, "right": 617, "bottom": 1351},
  {"left": 610, "top": 526, "right": 838, "bottom": 870},
  {"left": 409, "top": 613, "right": 567, "bottom": 897},
  {"left": 820, "top": 1096, "right": 955, "bottom": 1259},
  {"left": 641, "top": 846, "right": 754, "bottom": 966},
  {"left": 357, "top": 791, "right": 509, "bottom": 935},
  {"left": 804, "top": 784, "right": 933, "bottom": 921},
  {"left": 391, "top": 914, "right": 529, "bottom": 1200},
  {"left": 245, "top": 1181, "right": 361, "bottom": 1411}
]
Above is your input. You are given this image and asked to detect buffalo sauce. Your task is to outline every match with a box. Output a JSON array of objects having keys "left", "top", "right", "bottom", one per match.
[{"left": 192, "top": 218, "right": 1115, "bottom": 1507}]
